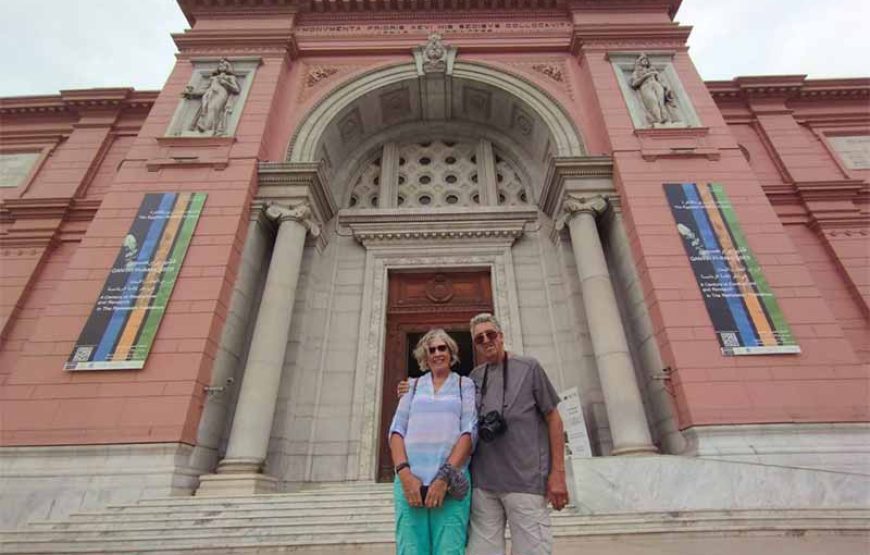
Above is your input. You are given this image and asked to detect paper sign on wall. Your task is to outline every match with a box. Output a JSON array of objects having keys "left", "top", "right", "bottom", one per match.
[
  {"left": 65, "top": 192, "right": 206, "bottom": 371},
  {"left": 664, "top": 183, "right": 800, "bottom": 356},
  {"left": 558, "top": 387, "right": 592, "bottom": 457}
]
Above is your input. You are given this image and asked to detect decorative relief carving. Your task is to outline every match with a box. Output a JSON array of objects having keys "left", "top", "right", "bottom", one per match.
[
  {"left": 531, "top": 62, "right": 565, "bottom": 83},
  {"left": 306, "top": 66, "right": 339, "bottom": 87},
  {"left": 422, "top": 33, "right": 448, "bottom": 73},
  {"left": 181, "top": 58, "right": 241, "bottom": 136},
  {"left": 424, "top": 274, "right": 455, "bottom": 304},
  {"left": 510, "top": 104, "right": 534, "bottom": 137},
  {"left": 379, "top": 88, "right": 412, "bottom": 124},
  {"left": 609, "top": 52, "right": 700, "bottom": 130},
  {"left": 629, "top": 53, "right": 680, "bottom": 127},
  {"left": 167, "top": 57, "right": 259, "bottom": 138},
  {"left": 338, "top": 108, "right": 364, "bottom": 145},
  {"left": 462, "top": 87, "right": 492, "bottom": 120}
]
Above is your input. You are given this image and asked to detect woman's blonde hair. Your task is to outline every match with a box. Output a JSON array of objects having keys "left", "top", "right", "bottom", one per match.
[{"left": 413, "top": 328, "right": 460, "bottom": 372}]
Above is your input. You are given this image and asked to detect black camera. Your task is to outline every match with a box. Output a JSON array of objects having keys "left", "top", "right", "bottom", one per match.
[{"left": 478, "top": 410, "right": 507, "bottom": 442}]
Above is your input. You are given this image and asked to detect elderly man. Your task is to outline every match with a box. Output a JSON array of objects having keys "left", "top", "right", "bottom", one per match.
[{"left": 397, "top": 313, "right": 568, "bottom": 554}]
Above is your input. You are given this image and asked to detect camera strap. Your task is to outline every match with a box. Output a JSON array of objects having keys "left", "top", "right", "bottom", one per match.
[{"left": 480, "top": 352, "right": 509, "bottom": 414}]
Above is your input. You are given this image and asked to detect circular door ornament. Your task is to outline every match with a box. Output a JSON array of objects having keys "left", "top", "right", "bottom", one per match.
[{"left": 425, "top": 274, "right": 455, "bottom": 304}]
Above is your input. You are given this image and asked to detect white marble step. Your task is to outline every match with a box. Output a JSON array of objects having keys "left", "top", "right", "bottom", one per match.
[{"left": 3, "top": 483, "right": 869, "bottom": 555}]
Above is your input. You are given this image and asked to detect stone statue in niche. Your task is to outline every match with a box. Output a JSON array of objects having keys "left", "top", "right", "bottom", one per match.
[
  {"left": 629, "top": 53, "right": 680, "bottom": 127},
  {"left": 422, "top": 33, "right": 448, "bottom": 73},
  {"left": 182, "top": 58, "right": 241, "bottom": 136}
]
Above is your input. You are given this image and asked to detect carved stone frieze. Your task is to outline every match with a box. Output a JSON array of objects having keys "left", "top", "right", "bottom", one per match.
[
  {"left": 306, "top": 66, "right": 339, "bottom": 87},
  {"left": 339, "top": 206, "right": 537, "bottom": 247},
  {"left": 531, "top": 62, "right": 565, "bottom": 83}
]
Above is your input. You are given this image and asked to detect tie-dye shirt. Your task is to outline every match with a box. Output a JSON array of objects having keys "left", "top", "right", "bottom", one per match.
[{"left": 389, "top": 372, "right": 478, "bottom": 486}]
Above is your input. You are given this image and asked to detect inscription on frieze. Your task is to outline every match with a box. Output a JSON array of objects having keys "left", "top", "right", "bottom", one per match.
[
  {"left": 828, "top": 135, "right": 870, "bottom": 170},
  {"left": 296, "top": 21, "right": 572, "bottom": 36}
]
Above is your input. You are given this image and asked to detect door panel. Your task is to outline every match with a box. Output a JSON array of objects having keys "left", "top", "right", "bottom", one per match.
[{"left": 377, "top": 270, "right": 492, "bottom": 482}]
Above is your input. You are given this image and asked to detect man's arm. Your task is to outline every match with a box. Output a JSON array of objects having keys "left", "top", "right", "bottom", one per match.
[{"left": 544, "top": 408, "right": 568, "bottom": 510}]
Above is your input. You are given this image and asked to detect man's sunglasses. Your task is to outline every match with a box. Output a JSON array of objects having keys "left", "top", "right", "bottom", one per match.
[
  {"left": 473, "top": 330, "right": 500, "bottom": 345},
  {"left": 428, "top": 344, "right": 449, "bottom": 354}
]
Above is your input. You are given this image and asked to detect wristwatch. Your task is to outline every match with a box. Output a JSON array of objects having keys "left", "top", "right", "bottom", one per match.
[{"left": 395, "top": 462, "right": 410, "bottom": 474}]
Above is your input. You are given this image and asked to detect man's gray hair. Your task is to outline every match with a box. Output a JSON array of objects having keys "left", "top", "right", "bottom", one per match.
[
  {"left": 413, "top": 328, "right": 460, "bottom": 372},
  {"left": 470, "top": 312, "right": 501, "bottom": 333}
]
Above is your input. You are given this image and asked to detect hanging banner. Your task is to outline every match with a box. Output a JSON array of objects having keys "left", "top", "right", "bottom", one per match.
[
  {"left": 65, "top": 192, "right": 207, "bottom": 370},
  {"left": 664, "top": 183, "right": 800, "bottom": 356}
]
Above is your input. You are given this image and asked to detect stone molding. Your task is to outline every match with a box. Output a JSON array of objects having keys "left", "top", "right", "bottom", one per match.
[
  {"left": 287, "top": 60, "right": 585, "bottom": 163},
  {"left": 339, "top": 206, "right": 537, "bottom": 247},
  {"left": 707, "top": 75, "right": 870, "bottom": 104},
  {"left": 257, "top": 161, "right": 337, "bottom": 225},
  {"left": 570, "top": 23, "right": 691, "bottom": 54},
  {"left": 172, "top": 29, "right": 298, "bottom": 58},
  {"left": 680, "top": 422, "right": 870, "bottom": 475},
  {"left": 538, "top": 155, "right": 614, "bottom": 218},
  {"left": 349, "top": 243, "right": 525, "bottom": 481}
]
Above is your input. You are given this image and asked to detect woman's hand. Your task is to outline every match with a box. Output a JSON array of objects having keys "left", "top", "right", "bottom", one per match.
[
  {"left": 399, "top": 469, "right": 423, "bottom": 507},
  {"left": 396, "top": 380, "right": 410, "bottom": 398},
  {"left": 424, "top": 478, "right": 448, "bottom": 508}
]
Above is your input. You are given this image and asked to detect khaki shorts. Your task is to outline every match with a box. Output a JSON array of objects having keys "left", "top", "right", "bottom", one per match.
[{"left": 467, "top": 488, "right": 552, "bottom": 555}]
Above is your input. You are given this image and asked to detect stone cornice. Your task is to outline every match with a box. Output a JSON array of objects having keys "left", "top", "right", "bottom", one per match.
[
  {"left": 539, "top": 155, "right": 613, "bottom": 218},
  {"left": 570, "top": 23, "right": 691, "bottom": 54},
  {"left": 173, "top": 29, "right": 299, "bottom": 58},
  {"left": 706, "top": 76, "right": 870, "bottom": 102},
  {"left": 0, "top": 90, "right": 157, "bottom": 116},
  {"left": 0, "top": 197, "right": 102, "bottom": 249},
  {"left": 339, "top": 206, "right": 537, "bottom": 247}
]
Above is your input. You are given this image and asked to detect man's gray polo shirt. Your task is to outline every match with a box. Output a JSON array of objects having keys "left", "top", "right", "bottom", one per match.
[{"left": 469, "top": 354, "right": 560, "bottom": 496}]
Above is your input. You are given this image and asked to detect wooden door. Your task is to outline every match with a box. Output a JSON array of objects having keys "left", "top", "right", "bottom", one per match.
[{"left": 377, "top": 270, "right": 493, "bottom": 482}]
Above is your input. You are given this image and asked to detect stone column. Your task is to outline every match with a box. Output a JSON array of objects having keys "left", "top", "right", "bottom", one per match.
[
  {"left": 561, "top": 196, "right": 657, "bottom": 455},
  {"left": 189, "top": 209, "right": 273, "bottom": 473},
  {"left": 197, "top": 202, "right": 320, "bottom": 495}
]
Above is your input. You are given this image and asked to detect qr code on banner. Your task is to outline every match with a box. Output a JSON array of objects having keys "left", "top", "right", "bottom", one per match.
[
  {"left": 720, "top": 332, "right": 740, "bottom": 348},
  {"left": 71, "top": 346, "right": 93, "bottom": 362}
]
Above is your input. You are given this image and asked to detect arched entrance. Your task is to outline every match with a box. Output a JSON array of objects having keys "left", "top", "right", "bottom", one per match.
[{"left": 277, "top": 56, "right": 593, "bottom": 481}]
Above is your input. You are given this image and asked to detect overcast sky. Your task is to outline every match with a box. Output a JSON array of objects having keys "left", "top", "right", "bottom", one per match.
[{"left": 1, "top": 0, "right": 868, "bottom": 98}]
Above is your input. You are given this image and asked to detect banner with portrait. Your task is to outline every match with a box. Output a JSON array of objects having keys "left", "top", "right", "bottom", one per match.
[
  {"left": 664, "top": 183, "right": 800, "bottom": 355},
  {"left": 65, "top": 192, "right": 206, "bottom": 370}
]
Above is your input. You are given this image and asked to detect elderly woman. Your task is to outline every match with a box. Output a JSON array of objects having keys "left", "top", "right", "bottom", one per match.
[{"left": 389, "top": 329, "right": 477, "bottom": 555}]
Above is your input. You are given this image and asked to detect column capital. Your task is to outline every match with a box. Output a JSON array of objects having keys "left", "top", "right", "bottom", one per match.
[
  {"left": 265, "top": 202, "right": 321, "bottom": 237},
  {"left": 556, "top": 195, "right": 609, "bottom": 231}
]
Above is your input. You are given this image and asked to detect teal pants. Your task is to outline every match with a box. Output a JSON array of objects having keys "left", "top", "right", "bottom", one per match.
[{"left": 393, "top": 472, "right": 471, "bottom": 555}]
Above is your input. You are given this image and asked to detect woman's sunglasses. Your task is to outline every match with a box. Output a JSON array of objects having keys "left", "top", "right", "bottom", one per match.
[
  {"left": 427, "top": 344, "right": 449, "bottom": 354},
  {"left": 473, "top": 330, "right": 500, "bottom": 345}
]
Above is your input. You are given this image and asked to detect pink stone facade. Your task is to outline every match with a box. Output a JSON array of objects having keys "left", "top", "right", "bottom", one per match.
[{"left": 1, "top": 1, "right": 867, "bottom": 470}]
